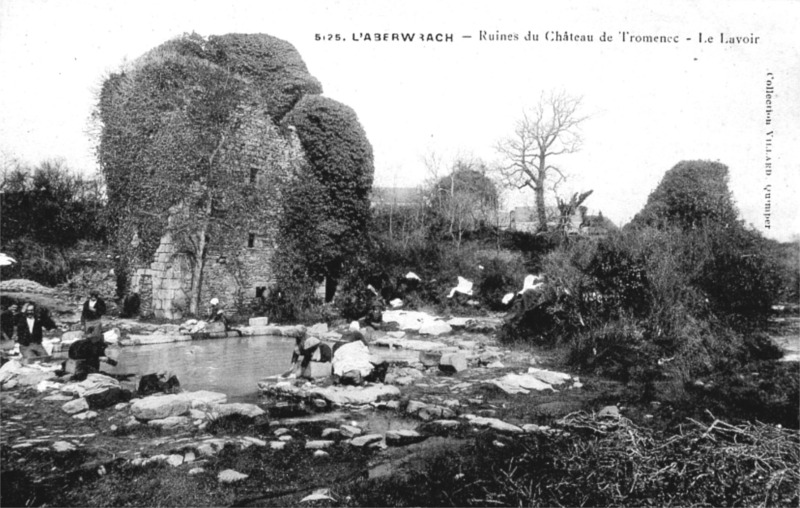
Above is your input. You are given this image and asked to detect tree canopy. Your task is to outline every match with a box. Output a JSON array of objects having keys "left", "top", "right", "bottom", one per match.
[
  {"left": 630, "top": 160, "right": 738, "bottom": 231},
  {"left": 496, "top": 91, "right": 586, "bottom": 232}
]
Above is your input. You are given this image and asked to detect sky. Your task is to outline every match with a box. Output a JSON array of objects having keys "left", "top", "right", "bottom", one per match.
[{"left": 1, "top": 0, "right": 798, "bottom": 241}]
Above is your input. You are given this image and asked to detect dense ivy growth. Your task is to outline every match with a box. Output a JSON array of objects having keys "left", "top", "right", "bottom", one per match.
[
  {"left": 281, "top": 95, "right": 374, "bottom": 301},
  {"left": 630, "top": 160, "right": 738, "bottom": 230},
  {"left": 97, "top": 33, "right": 372, "bottom": 313}
]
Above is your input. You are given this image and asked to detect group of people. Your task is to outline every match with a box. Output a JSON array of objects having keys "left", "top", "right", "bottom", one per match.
[
  {"left": 1, "top": 301, "right": 58, "bottom": 362},
  {"left": 0, "top": 291, "right": 112, "bottom": 379}
]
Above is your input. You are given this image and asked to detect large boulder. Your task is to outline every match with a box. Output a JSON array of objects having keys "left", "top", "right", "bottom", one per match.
[
  {"left": 131, "top": 394, "right": 191, "bottom": 420},
  {"left": 62, "top": 397, "right": 90, "bottom": 415},
  {"left": 84, "top": 386, "right": 132, "bottom": 410},
  {"left": 137, "top": 372, "right": 181, "bottom": 396},
  {"left": 419, "top": 350, "right": 443, "bottom": 367},
  {"left": 438, "top": 353, "right": 468, "bottom": 373}
]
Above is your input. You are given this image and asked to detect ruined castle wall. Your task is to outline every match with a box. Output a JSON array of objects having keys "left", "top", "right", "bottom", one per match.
[{"left": 130, "top": 105, "right": 305, "bottom": 319}]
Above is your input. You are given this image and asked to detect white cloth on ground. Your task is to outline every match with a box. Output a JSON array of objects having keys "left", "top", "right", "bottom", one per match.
[{"left": 447, "top": 276, "right": 473, "bottom": 298}]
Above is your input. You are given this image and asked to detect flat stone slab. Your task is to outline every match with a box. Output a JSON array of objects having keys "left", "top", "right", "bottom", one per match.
[
  {"left": 372, "top": 337, "right": 449, "bottom": 352},
  {"left": 527, "top": 367, "right": 572, "bottom": 385},
  {"left": 125, "top": 334, "right": 192, "bottom": 346},
  {"left": 305, "top": 440, "right": 335, "bottom": 449},
  {"left": 242, "top": 325, "right": 305, "bottom": 338},
  {"left": 147, "top": 416, "right": 192, "bottom": 429},
  {"left": 385, "top": 429, "right": 428, "bottom": 446},
  {"left": 261, "top": 381, "right": 401, "bottom": 406},
  {"left": 466, "top": 416, "right": 523, "bottom": 433},
  {"left": 419, "top": 321, "right": 453, "bottom": 336},
  {"left": 348, "top": 434, "right": 383, "bottom": 447},
  {"left": 218, "top": 469, "right": 248, "bottom": 483},
  {"left": 213, "top": 403, "right": 265, "bottom": 418},
  {"left": 130, "top": 394, "right": 191, "bottom": 420},
  {"left": 486, "top": 373, "right": 555, "bottom": 394}
]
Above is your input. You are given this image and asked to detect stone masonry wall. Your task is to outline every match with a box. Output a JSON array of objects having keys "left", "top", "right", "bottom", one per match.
[{"left": 130, "top": 104, "right": 305, "bottom": 319}]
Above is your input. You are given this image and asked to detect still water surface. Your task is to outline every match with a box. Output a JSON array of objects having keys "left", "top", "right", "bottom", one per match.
[
  {"left": 113, "top": 335, "right": 297, "bottom": 402},
  {"left": 112, "top": 335, "right": 420, "bottom": 402}
]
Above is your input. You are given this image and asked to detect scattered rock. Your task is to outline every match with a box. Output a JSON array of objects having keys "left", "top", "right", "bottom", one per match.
[
  {"left": 73, "top": 411, "right": 98, "bottom": 420},
  {"left": 438, "top": 353, "right": 467, "bottom": 373},
  {"left": 349, "top": 434, "right": 383, "bottom": 447},
  {"left": 218, "top": 469, "right": 248, "bottom": 484},
  {"left": 419, "top": 321, "right": 452, "bottom": 336},
  {"left": 214, "top": 403, "right": 265, "bottom": 418},
  {"left": 468, "top": 417, "right": 523, "bottom": 433},
  {"left": 385, "top": 429, "right": 427, "bottom": 446},
  {"left": 62, "top": 397, "right": 90, "bottom": 415},
  {"left": 166, "top": 454, "right": 184, "bottom": 467},
  {"left": 305, "top": 440, "right": 335, "bottom": 449},
  {"left": 241, "top": 437, "right": 266, "bottom": 447},
  {"left": 249, "top": 317, "right": 269, "bottom": 327},
  {"left": 598, "top": 406, "right": 620, "bottom": 419},
  {"left": 300, "top": 489, "right": 335, "bottom": 503},
  {"left": 85, "top": 386, "right": 131, "bottom": 410},
  {"left": 130, "top": 394, "right": 191, "bottom": 420},
  {"left": 487, "top": 373, "right": 554, "bottom": 394},
  {"left": 340, "top": 425, "right": 362, "bottom": 438},
  {"left": 137, "top": 372, "right": 181, "bottom": 396},
  {"left": 52, "top": 441, "right": 77, "bottom": 452},
  {"left": 419, "top": 350, "right": 443, "bottom": 367},
  {"left": 527, "top": 367, "right": 571, "bottom": 385},
  {"left": 147, "top": 416, "right": 192, "bottom": 430}
]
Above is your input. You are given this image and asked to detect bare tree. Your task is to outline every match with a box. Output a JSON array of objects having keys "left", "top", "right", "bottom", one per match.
[{"left": 496, "top": 91, "right": 586, "bottom": 232}]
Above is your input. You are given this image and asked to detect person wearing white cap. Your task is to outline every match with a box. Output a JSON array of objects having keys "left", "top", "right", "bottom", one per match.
[{"left": 207, "top": 298, "right": 229, "bottom": 329}]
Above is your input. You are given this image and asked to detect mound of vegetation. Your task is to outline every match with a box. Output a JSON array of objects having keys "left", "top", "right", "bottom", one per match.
[{"left": 498, "top": 160, "right": 793, "bottom": 423}]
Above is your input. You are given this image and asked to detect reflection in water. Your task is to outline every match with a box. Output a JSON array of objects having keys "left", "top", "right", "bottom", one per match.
[{"left": 112, "top": 335, "right": 422, "bottom": 403}]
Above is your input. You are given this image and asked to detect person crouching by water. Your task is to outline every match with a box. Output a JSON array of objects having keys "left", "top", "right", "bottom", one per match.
[
  {"left": 206, "top": 298, "right": 242, "bottom": 336},
  {"left": 16, "top": 303, "right": 57, "bottom": 363},
  {"left": 284, "top": 334, "right": 332, "bottom": 379},
  {"left": 67, "top": 331, "right": 117, "bottom": 381},
  {"left": 208, "top": 298, "right": 229, "bottom": 328},
  {"left": 81, "top": 291, "right": 106, "bottom": 340}
]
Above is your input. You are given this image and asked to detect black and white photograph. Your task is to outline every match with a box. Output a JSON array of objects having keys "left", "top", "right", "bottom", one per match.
[{"left": 1, "top": 0, "right": 798, "bottom": 506}]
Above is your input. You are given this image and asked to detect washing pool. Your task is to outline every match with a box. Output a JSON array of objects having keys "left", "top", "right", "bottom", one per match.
[{"left": 110, "top": 335, "right": 420, "bottom": 402}]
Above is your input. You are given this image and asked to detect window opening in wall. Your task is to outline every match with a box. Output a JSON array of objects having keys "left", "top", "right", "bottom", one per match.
[
  {"left": 247, "top": 233, "right": 255, "bottom": 248},
  {"left": 250, "top": 166, "right": 258, "bottom": 184},
  {"left": 256, "top": 286, "right": 266, "bottom": 298}
]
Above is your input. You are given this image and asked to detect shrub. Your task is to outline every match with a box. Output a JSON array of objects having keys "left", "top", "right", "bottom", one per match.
[
  {"left": 475, "top": 258, "right": 521, "bottom": 310},
  {"left": 695, "top": 226, "right": 782, "bottom": 320}
]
